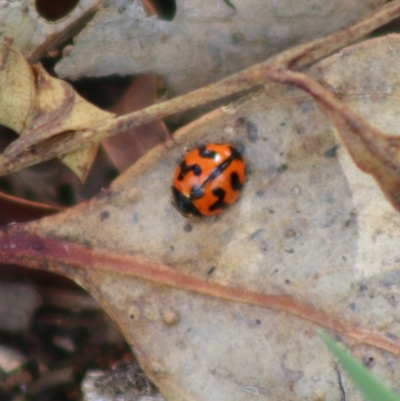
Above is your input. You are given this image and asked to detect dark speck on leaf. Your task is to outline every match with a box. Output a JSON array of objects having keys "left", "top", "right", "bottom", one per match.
[
  {"left": 277, "top": 164, "right": 288, "bottom": 173},
  {"left": 31, "top": 240, "right": 45, "bottom": 251},
  {"left": 245, "top": 121, "right": 259, "bottom": 142},
  {"left": 223, "top": 0, "right": 236, "bottom": 10},
  {"left": 235, "top": 117, "right": 245, "bottom": 126},
  {"left": 184, "top": 224, "right": 192, "bottom": 233},
  {"left": 345, "top": 218, "right": 356, "bottom": 229},
  {"left": 285, "top": 229, "right": 296, "bottom": 238},
  {"left": 249, "top": 229, "right": 265, "bottom": 240},
  {"left": 207, "top": 266, "right": 216, "bottom": 275},
  {"left": 100, "top": 210, "right": 110, "bottom": 221},
  {"left": 359, "top": 284, "right": 368, "bottom": 293},
  {"left": 299, "top": 102, "right": 311, "bottom": 113},
  {"left": 386, "top": 332, "right": 399, "bottom": 340},
  {"left": 324, "top": 145, "right": 340, "bottom": 158}
]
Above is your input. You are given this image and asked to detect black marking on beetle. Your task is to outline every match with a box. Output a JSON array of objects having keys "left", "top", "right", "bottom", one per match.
[
  {"left": 231, "top": 172, "right": 243, "bottom": 191},
  {"left": 209, "top": 187, "right": 229, "bottom": 212},
  {"left": 204, "top": 159, "right": 227, "bottom": 182},
  {"left": 178, "top": 160, "right": 202, "bottom": 180},
  {"left": 172, "top": 187, "right": 202, "bottom": 217},
  {"left": 198, "top": 145, "right": 218, "bottom": 159},
  {"left": 190, "top": 185, "right": 204, "bottom": 199},
  {"left": 173, "top": 145, "right": 245, "bottom": 216},
  {"left": 200, "top": 146, "right": 244, "bottom": 190},
  {"left": 229, "top": 146, "right": 243, "bottom": 161}
]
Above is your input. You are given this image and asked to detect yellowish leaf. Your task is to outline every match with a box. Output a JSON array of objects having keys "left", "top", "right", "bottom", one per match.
[{"left": 0, "top": 40, "right": 115, "bottom": 182}]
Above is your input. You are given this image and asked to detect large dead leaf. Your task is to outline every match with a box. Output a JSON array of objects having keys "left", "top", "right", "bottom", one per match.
[
  {"left": 4, "top": 1, "right": 400, "bottom": 180},
  {"left": 2, "top": 32, "right": 400, "bottom": 401},
  {"left": 56, "top": 0, "right": 386, "bottom": 95}
]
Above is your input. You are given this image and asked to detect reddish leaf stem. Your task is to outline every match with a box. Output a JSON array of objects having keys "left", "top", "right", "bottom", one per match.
[{"left": 0, "top": 229, "right": 399, "bottom": 356}]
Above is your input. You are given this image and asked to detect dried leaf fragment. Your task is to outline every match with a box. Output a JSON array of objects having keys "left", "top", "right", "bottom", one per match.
[
  {"left": 0, "top": 0, "right": 105, "bottom": 62},
  {"left": 56, "top": 0, "right": 386, "bottom": 96},
  {"left": 266, "top": 54, "right": 400, "bottom": 213},
  {"left": 0, "top": 38, "right": 36, "bottom": 134},
  {"left": 0, "top": 39, "right": 115, "bottom": 182}
]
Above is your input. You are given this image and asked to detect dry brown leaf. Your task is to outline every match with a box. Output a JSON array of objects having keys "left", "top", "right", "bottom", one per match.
[
  {"left": 2, "top": 31, "right": 400, "bottom": 401},
  {"left": 0, "top": 40, "right": 115, "bottom": 182},
  {"left": 56, "top": 0, "right": 386, "bottom": 97},
  {"left": 0, "top": 0, "right": 105, "bottom": 62},
  {"left": 2, "top": 1, "right": 400, "bottom": 179},
  {"left": 3, "top": 3, "right": 400, "bottom": 401},
  {"left": 266, "top": 36, "right": 400, "bottom": 212},
  {"left": 0, "top": 37, "right": 36, "bottom": 134}
]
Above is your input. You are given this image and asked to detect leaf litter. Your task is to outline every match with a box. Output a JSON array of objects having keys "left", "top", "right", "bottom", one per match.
[
  {"left": 2, "top": 1, "right": 400, "bottom": 181},
  {"left": 0, "top": 38, "right": 114, "bottom": 182},
  {"left": 2, "top": 1, "right": 400, "bottom": 401},
  {"left": 56, "top": 0, "right": 386, "bottom": 96},
  {"left": 0, "top": 0, "right": 104, "bottom": 62}
]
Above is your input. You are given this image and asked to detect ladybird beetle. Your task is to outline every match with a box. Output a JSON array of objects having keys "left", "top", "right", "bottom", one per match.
[{"left": 172, "top": 143, "right": 246, "bottom": 217}]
